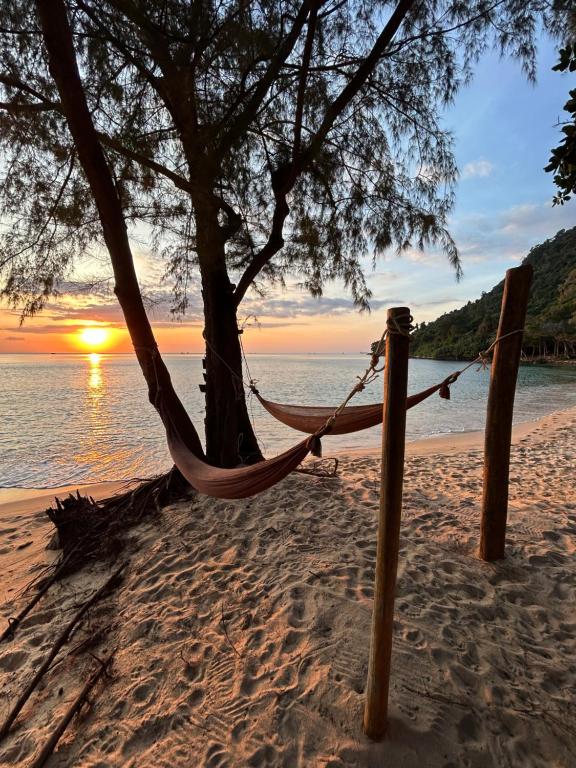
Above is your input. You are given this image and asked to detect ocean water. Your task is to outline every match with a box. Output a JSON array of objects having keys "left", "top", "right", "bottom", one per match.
[{"left": 1, "top": 353, "right": 575, "bottom": 489}]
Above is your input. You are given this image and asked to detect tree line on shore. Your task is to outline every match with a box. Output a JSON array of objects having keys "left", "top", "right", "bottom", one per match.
[{"left": 376, "top": 226, "right": 576, "bottom": 362}]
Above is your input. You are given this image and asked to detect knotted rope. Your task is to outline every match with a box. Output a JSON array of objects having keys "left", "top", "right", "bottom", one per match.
[
  {"left": 420, "top": 328, "right": 525, "bottom": 401},
  {"left": 451, "top": 328, "right": 524, "bottom": 377}
]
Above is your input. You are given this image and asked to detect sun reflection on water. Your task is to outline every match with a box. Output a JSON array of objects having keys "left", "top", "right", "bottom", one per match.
[
  {"left": 75, "top": 352, "right": 109, "bottom": 468},
  {"left": 88, "top": 353, "right": 103, "bottom": 393}
]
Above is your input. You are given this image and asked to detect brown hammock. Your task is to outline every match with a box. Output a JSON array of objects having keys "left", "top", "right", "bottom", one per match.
[
  {"left": 251, "top": 380, "right": 451, "bottom": 435},
  {"left": 167, "top": 429, "right": 316, "bottom": 500},
  {"left": 162, "top": 376, "right": 454, "bottom": 500}
]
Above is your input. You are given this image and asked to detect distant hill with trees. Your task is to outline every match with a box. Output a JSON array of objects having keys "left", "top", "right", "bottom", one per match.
[{"left": 403, "top": 226, "right": 576, "bottom": 361}]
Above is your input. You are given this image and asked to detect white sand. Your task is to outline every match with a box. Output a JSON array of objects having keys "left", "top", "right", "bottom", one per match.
[{"left": 0, "top": 408, "right": 575, "bottom": 767}]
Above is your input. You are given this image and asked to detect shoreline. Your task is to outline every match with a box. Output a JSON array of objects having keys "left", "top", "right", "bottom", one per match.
[
  {"left": 0, "top": 479, "right": 136, "bottom": 516},
  {"left": 2, "top": 404, "right": 575, "bottom": 512},
  {"left": 346, "top": 404, "right": 576, "bottom": 458}
]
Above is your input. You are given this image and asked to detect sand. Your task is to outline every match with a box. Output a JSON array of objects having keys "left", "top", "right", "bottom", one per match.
[{"left": 0, "top": 408, "right": 575, "bottom": 767}]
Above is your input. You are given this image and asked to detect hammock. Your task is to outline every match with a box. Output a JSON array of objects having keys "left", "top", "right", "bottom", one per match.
[
  {"left": 251, "top": 380, "right": 451, "bottom": 435},
  {"left": 167, "top": 428, "right": 316, "bottom": 500},
  {"left": 163, "top": 376, "right": 454, "bottom": 500}
]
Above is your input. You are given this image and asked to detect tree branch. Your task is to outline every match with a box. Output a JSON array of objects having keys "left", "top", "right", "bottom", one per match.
[
  {"left": 234, "top": 0, "right": 416, "bottom": 303},
  {"left": 292, "top": 4, "right": 318, "bottom": 163},
  {"left": 297, "top": 0, "right": 416, "bottom": 170},
  {"left": 233, "top": 167, "right": 290, "bottom": 306},
  {"left": 0, "top": 99, "right": 56, "bottom": 113},
  {"left": 215, "top": 0, "right": 321, "bottom": 161},
  {"left": 97, "top": 132, "right": 194, "bottom": 192}
]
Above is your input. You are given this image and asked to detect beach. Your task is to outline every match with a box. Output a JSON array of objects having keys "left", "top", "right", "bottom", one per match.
[{"left": 0, "top": 406, "right": 575, "bottom": 767}]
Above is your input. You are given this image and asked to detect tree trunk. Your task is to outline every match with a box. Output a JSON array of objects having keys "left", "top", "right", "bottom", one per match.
[
  {"left": 195, "top": 201, "right": 262, "bottom": 467},
  {"left": 36, "top": 0, "right": 204, "bottom": 461}
]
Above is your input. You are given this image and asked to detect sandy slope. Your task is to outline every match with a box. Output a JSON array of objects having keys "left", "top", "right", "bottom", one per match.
[{"left": 0, "top": 409, "right": 575, "bottom": 767}]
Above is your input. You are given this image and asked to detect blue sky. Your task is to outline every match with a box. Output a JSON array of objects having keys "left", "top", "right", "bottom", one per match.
[
  {"left": 1, "top": 29, "right": 574, "bottom": 353},
  {"left": 376, "top": 32, "right": 576, "bottom": 313}
]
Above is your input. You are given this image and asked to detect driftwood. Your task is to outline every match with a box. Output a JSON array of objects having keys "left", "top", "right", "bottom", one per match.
[
  {"left": 28, "top": 650, "right": 116, "bottom": 768},
  {"left": 0, "top": 564, "right": 126, "bottom": 740}
]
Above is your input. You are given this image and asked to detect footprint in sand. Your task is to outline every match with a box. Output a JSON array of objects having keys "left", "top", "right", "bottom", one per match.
[
  {"left": 187, "top": 687, "right": 206, "bottom": 708},
  {"left": 281, "top": 629, "right": 304, "bottom": 653},
  {"left": 204, "top": 742, "right": 231, "bottom": 768},
  {"left": 247, "top": 744, "right": 278, "bottom": 767},
  {"left": 401, "top": 627, "right": 427, "bottom": 650},
  {"left": 0, "top": 649, "right": 29, "bottom": 672},
  {"left": 183, "top": 660, "right": 205, "bottom": 683}
]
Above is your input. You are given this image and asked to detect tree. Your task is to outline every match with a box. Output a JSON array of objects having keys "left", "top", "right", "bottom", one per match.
[
  {"left": 0, "top": 1, "right": 566, "bottom": 466},
  {"left": 545, "top": 40, "right": 576, "bottom": 205},
  {"left": 408, "top": 226, "right": 576, "bottom": 361}
]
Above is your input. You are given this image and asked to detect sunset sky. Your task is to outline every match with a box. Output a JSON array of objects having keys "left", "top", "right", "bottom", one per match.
[{"left": 1, "top": 34, "right": 574, "bottom": 356}]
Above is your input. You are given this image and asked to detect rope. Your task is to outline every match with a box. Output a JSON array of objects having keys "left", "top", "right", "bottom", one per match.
[
  {"left": 136, "top": 324, "right": 523, "bottom": 422},
  {"left": 309, "top": 322, "right": 523, "bottom": 444},
  {"left": 316, "top": 313, "right": 413, "bottom": 439},
  {"left": 239, "top": 332, "right": 257, "bottom": 391},
  {"left": 388, "top": 312, "right": 415, "bottom": 337},
  {"left": 451, "top": 328, "right": 524, "bottom": 378},
  {"left": 203, "top": 336, "right": 244, "bottom": 400}
]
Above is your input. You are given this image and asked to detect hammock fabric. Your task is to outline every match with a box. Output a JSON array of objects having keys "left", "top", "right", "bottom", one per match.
[
  {"left": 251, "top": 380, "right": 450, "bottom": 436},
  {"left": 162, "top": 376, "right": 454, "bottom": 500},
  {"left": 166, "top": 429, "right": 316, "bottom": 500}
]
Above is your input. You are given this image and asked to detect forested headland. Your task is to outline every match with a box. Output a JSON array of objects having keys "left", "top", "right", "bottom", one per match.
[{"left": 400, "top": 226, "right": 576, "bottom": 362}]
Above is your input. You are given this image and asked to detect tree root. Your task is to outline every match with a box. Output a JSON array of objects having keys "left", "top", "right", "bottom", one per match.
[
  {"left": 0, "top": 553, "right": 76, "bottom": 643},
  {"left": 1, "top": 468, "right": 191, "bottom": 645},
  {"left": 45, "top": 465, "right": 192, "bottom": 577}
]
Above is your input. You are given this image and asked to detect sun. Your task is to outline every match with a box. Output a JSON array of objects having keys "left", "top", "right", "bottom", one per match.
[{"left": 79, "top": 327, "right": 110, "bottom": 350}]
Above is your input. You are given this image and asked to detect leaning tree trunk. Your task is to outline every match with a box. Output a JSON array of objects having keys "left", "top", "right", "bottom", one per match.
[
  {"left": 36, "top": 0, "right": 204, "bottom": 463},
  {"left": 38, "top": 0, "right": 260, "bottom": 470},
  {"left": 195, "top": 202, "right": 262, "bottom": 467}
]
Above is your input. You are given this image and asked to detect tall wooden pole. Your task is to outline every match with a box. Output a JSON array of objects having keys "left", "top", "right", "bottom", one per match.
[
  {"left": 480, "top": 264, "right": 533, "bottom": 561},
  {"left": 364, "top": 307, "right": 411, "bottom": 740}
]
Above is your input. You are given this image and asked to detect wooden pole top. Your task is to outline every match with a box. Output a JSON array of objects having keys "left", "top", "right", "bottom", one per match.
[{"left": 385, "top": 307, "right": 412, "bottom": 335}]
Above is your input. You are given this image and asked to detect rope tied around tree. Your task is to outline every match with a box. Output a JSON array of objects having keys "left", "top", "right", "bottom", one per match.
[{"left": 202, "top": 334, "right": 245, "bottom": 401}]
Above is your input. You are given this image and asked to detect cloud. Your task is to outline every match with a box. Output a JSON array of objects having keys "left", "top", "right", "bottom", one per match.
[
  {"left": 462, "top": 159, "right": 494, "bottom": 179},
  {"left": 2, "top": 324, "right": 89, "bottom": 335},
  {"left": 452, "top": 199, "right": 575, "bottom": 265},
  {"left": 3, "top": 336, "right": 21, "bottom": 341},
  {"left": 412, "top": 297, "right": 459, "bottom": 308},
  {"left": 43, "top": 287, "right": 204, "bottom": 326},
  {"left": 242, "top": 294, "right": 402, "bottom": 318},
  {"left": 365, "top": 270, "right": 400, "bottom": 282},
  {"left": 243, "top": 321, "right": 309, "bottom": 329}
]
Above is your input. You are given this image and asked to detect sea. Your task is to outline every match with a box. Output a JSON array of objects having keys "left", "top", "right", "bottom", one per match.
[{"left": 1, "top": 353, "right": 576, "bottom": 490}]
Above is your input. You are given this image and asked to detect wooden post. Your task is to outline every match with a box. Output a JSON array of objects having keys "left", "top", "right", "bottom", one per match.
[
  {"left": 364, "top": 307, "right": 411, "bottom": 740},
  {"left": 480, "top": 264, "right": 533, "bottom": 561}
]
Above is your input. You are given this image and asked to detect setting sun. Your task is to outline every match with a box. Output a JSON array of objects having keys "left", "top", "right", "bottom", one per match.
[{"left": 79, "top": 327, "right": 110, "bottom": 350}]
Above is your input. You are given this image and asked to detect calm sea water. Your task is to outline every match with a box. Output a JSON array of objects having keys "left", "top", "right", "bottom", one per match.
[{"left": 1, "top": 353, "right": 576, "bottom": 489}]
